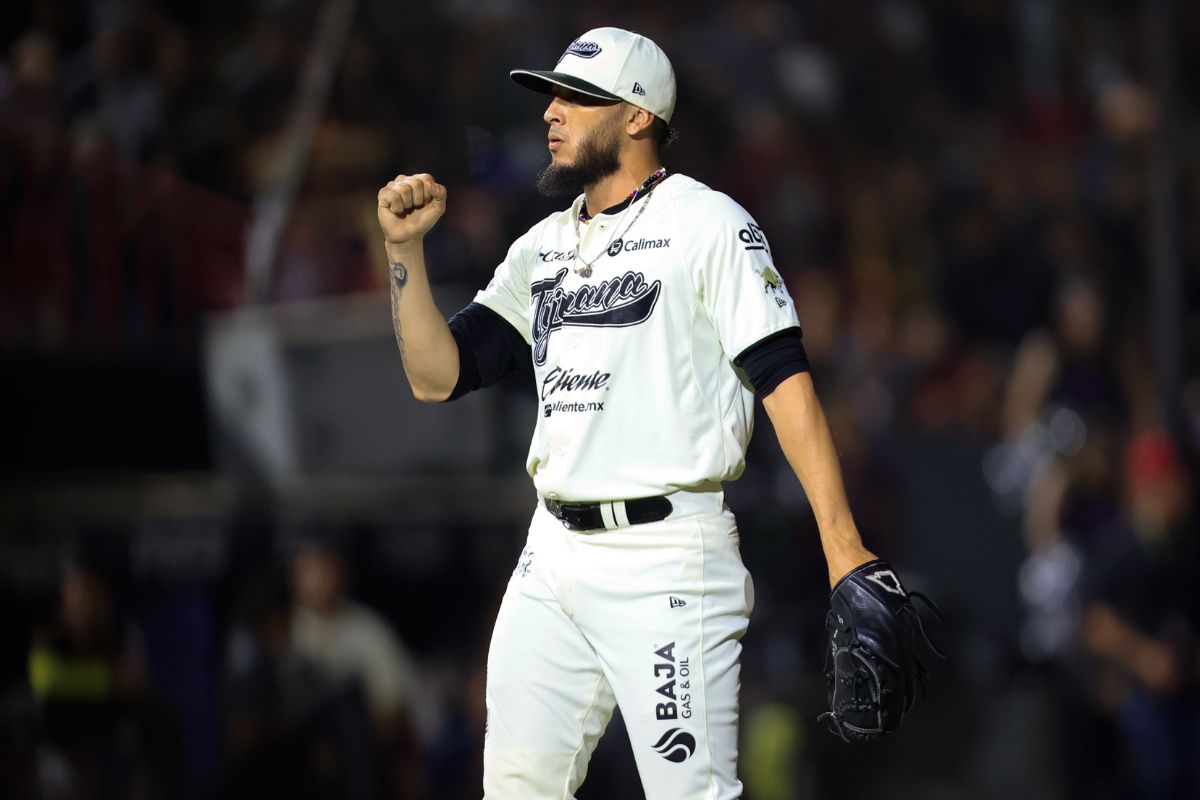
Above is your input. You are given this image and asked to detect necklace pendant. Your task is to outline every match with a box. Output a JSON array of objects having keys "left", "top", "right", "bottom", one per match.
[{"left": 575, "top": 264, "right": 593, "bottom": 278}]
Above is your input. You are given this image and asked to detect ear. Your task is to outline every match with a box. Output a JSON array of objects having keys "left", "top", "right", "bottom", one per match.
[{"left": 625, "top": 105, "right": 656, "bottom": 137}]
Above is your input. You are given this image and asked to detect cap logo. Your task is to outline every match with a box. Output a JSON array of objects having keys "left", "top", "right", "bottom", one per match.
[
  {"left": 561, "top": 40, "right": 602, "bottom": 60},
  {"left": 632, "top": 82, "right": 646, "bottom": 96}
]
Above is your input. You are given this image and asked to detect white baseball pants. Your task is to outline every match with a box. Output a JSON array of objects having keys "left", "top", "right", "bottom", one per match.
[{"left": 483, "top": 493, "right": 754, "bottom": 799}]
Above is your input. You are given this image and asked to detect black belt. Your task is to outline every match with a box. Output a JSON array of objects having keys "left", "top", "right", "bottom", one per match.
[{"left": 544, "top": 496, "right": 673, "bottom": 531}]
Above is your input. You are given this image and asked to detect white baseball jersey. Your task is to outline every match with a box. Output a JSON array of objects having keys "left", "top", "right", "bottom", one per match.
[{"left": 474, "top": 173, "right": 800, "bottom": 501}]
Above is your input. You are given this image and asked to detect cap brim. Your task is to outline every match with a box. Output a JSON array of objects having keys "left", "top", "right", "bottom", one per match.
[{"left": 509, "top": 69, "right": 622, "bottom": 103}]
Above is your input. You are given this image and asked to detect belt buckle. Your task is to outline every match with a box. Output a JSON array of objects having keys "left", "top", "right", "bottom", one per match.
[
  {"left": 546, "top": 499, "right": 591, "bottom": 531},
  {"left": 559, "top": 503, "right": 587, "bottom": 531},
  {"left": 546, "top": 498, "right": 584, "bottom": 530}
]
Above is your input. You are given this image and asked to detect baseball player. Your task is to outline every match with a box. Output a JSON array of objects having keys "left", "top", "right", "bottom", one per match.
[{"left": 377, "top": 28, "right": 891, "bottom": 800}]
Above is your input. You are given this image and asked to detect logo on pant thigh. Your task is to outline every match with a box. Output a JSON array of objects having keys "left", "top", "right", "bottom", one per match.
[{"left": 649, "top": 642, "right": 695, "bottom": 762}]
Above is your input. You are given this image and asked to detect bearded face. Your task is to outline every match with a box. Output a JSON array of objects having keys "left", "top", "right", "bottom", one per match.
[{"left": 537, "top": 105, "right": 624, "bottom": 198}]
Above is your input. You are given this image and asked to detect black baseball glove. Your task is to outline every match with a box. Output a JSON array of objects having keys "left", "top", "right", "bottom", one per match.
[{"left": 818, "top": 559, "right": 942, "bottom": 742}]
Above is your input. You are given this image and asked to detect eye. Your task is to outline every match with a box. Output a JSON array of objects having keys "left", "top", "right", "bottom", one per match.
[{"left": 553, "top": 86, "right": 581, "bottom": 104}]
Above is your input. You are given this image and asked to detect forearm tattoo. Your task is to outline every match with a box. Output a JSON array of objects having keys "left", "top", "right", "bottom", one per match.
[
  {"left": 388, "top": 258, "right": 408, "bottom": 356},
  {"left": 389, "top": 258, "right": 408, "bottom": 289}
]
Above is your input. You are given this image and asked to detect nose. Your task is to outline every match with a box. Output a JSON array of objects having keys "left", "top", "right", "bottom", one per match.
[{"left": 544, "top": 96, "right": 565, "bottom": 125}]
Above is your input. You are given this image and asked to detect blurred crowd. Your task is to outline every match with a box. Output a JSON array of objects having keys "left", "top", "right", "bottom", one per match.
[
  {"left": 3, "top": 0, "right": 1200, "bottom": 798},
  {"left": 3, "top": 528, "right": 486, "bottom": 800}
]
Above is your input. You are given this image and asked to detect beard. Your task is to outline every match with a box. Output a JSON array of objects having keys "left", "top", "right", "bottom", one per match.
[{"left": 536, "top": 117, "right": 623, "bottom": 198}]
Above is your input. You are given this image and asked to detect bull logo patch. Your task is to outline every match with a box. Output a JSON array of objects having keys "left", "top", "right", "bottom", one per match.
[{"left": 761, "top": 265, "right": 784, "bottom": 294}]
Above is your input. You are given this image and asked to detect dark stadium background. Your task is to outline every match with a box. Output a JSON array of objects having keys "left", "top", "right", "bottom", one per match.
[{"left": 2, "top": 1, "right": 1198, "bottom": 798}]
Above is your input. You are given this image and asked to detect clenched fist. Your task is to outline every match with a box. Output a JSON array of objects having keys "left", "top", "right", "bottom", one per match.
[{"left": 378, "top": 173, "right": 447, "bottom": 244}]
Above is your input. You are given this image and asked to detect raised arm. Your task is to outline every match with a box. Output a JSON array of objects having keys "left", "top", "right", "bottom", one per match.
[
  {"left": 761, "top": 371, "right": 877, "bottom": 586},
  {"left": 376, "top": 173, "right": 460, "bottom": 402}
]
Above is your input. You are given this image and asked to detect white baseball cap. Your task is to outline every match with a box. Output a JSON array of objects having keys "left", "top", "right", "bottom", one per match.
[{"left": 510, "top": 27, "right": 677, "bottom": 123}]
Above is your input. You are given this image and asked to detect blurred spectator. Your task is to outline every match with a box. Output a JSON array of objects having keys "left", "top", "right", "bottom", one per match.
[
  {"left": 1016, "top": 421, "right": 1126, "bottom": 800},
  {"left": 221, "top": 566, "right": 386, "bottom": 800},
  {"left": 29, "top": 554, "right": 144, "bottom": 702},
  {"left": 1006, "top": 275, "right": 1142, "bottom": 799},
  {"left": 63, "top": 10, "right": 163, "bottom": 165},
  {"left": 1, "top": 30, "right": 62, "bottom": 123},
  {"left": 1080, "top": 430, "right": 1200, "bottom": 800},
  {"left": 223, "top": 568, "right": 321, "bottom": 763},
  {"left": 991, "top": 273, "right": 1134, "bottom": 521},
  {"left": 26, "top": 542, "right": 179, "bottom": 799},
  {"left": 151, "top": 23, "right": 236, "bottom": 194},
  {"left": 1004, "top": 274, "right": 1129, "bottom": 441},
  {"left": 289, "top": 536, "right": 426, "bottom": 799}
]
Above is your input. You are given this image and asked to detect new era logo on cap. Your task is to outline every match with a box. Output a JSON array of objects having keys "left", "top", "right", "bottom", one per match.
[{"left": 510, "top": 27, "right": 677, "bottom": 123}]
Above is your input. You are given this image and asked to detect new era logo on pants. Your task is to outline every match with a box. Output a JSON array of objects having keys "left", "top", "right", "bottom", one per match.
[{"left": 669, "top": 596, "right": 686, "bottom": 608}]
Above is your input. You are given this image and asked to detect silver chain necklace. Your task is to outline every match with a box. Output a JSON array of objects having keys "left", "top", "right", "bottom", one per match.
[{"left": 572, "top": 169, "right": 666, "bottom": 278}]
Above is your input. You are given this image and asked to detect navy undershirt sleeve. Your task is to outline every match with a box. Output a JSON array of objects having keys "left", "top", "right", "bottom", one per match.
[
  {"left": 445, "top": 302, "right": 530, "bottom": 401},
  {"left": 734, "top": 327, "right": 811, "bottom": 397}
]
